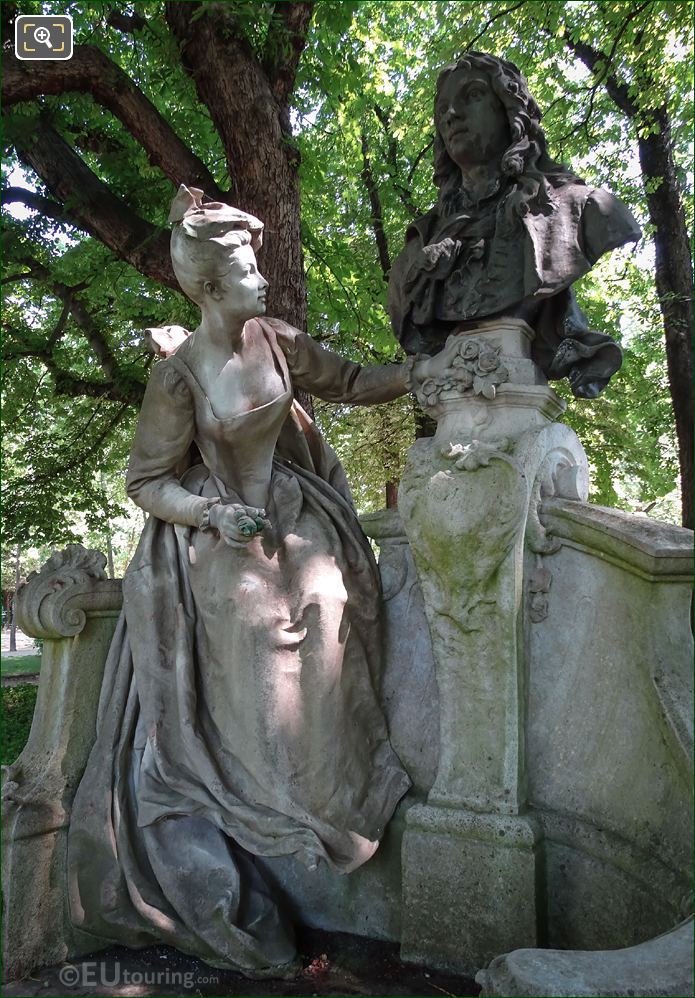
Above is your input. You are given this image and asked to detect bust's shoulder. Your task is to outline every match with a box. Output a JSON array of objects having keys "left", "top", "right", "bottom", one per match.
[
  {"left": 580, "top": 186, "right": 641, "bottom": 262},
  {"left": 404, "top": 205, "right": 441, "bottom": 244}
]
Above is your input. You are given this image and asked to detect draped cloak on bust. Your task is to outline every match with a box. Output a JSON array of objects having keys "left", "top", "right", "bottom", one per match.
[{"left": 67, "top": 317, "right": 411, "bottom": 976}]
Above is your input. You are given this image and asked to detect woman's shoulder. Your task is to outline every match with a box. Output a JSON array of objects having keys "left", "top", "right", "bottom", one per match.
[
  {"left": 147, "top": 355, "right": 194, "bottom": 402},
  {"left": 255, "top": 316, "right": 302, "bottom": 356}
]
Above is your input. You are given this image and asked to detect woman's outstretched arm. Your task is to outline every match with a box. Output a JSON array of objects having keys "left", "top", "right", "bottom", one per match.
[{"left": 268, "top": 319, "right": 414, "bottom": 405}]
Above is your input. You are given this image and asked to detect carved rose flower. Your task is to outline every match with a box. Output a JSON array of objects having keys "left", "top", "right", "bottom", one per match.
[
  {"left": 475, "top": 348, "right": 501, "bottom": 374},
  {"left": 460, "top": 340, "right": 479, "bottom": 360}
]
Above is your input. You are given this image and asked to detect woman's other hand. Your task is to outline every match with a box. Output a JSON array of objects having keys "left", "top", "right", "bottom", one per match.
[{"left": 209, "top": 503, "right": 271, "bottom": 546}]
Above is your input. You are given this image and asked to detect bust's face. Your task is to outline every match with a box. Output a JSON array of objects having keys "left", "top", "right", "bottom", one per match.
[{"left": 435, "top": 68, "right": 510, "bottom": 171}]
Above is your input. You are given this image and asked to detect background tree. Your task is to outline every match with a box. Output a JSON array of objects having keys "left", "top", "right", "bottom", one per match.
[
  {"left": 2, "top": 1, "right": 692, "bottom": 557},
  {"left": 2, "top": 0, "right": 321, "bottom": 544},
  {"left": 296, "top": 0, "right": 691, "bottom": 521}
]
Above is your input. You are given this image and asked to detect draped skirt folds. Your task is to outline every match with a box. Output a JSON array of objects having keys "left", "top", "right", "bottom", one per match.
[{"left": 67, "top": 460, "right": 410, "bottom": 974}]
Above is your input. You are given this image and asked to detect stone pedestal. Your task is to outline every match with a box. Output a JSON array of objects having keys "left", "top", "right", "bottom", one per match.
[
  {"left": 398, "top": 320, "right": 588, "bottom": 974},
  {"left": 403, "top": 806, "right": 541, "bottom": 974},
  {"left": 2, "top": 546, "right": 122, "bottom": 982}
]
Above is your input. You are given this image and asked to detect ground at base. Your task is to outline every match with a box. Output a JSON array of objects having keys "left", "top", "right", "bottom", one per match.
[{"left": 3, "top": 927, "right": 481, "bottom": 998}]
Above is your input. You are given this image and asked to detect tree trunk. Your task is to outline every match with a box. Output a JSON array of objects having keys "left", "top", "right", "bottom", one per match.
[
  {"left": 561, "top": 30, "right": 694, "bottom": 528},
  {"left": 9, "top": 544, "right": 20, "bottom": 652},
  {"left": 637, "top": 108, "right": 694, "bottom": 528},
  {"left": 164, "top": 2, "right": 307, "bottom": 330},
  {"left": 385, "top": 480, "right": 399, "bottom": 509},
  {"left": 165, "top": 2, "right": 312, "bottom": 412}
]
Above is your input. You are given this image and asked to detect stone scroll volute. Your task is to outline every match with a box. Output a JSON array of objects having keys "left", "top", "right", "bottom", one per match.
[{"left": 16, "top": 544, "right": 122, "bottom": 640}]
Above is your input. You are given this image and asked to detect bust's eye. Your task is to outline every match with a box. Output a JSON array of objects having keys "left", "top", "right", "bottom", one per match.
[{"left": 468, "top": 84, "right": 486, "bottom": 99}]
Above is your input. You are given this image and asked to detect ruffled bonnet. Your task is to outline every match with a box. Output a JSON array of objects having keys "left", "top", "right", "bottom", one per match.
[{"left": 168, "top": 183, "right": 264, "bottom": 253}]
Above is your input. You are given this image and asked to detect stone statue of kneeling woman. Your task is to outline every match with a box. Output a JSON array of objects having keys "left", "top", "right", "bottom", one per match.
[{"left": 67, "top": 186, "right": 422, "bottom": 977}]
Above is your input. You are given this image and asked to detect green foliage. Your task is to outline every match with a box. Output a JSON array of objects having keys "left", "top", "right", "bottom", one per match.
[
  {"left": 1, "top": 684, "right": 38, "bottom": 765},
  {"left": 2, "top": 0, "right": 691, "bottom": 555},
  {"left": 296, "top": 0, "right": 690, "bottom": 518},
  {"left": 1, "top": 655, "right": 42, "bottom": 676}
]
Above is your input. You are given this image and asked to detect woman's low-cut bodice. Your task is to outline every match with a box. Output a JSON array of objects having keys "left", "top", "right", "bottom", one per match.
[{"left": 168, "top": 330, "right": 293, "bottom": 506}]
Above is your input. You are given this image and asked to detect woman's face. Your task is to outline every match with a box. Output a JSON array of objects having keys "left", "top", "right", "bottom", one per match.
[
  {"left": 206, "top": 241, "right": 269, "bottom": 319},
  {"left": 435, "top": 68, "right": 510, "bottom": 171}
]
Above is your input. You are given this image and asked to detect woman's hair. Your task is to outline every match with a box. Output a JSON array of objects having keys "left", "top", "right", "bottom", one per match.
[
  {"left": 171, "top": 225, "right": 253, "bottom": 306},
  {"left": 168, "top": 185, "right": 264, "bottom": 306},
  {"left": 433, "top": 52, "right": 579, "bottom": 220}
]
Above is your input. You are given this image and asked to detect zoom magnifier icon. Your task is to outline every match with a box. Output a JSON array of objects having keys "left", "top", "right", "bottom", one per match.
[
  {"left": 33, "top": 26, "right": 52, "bottom": 47},
  {"left": 16, "top": 14, "right": 73, "bottom": 60}
]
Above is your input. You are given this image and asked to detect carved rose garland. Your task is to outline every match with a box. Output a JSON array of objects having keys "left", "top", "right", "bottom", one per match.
[{"left": 415, "top": 337, "right": 510, "bottom": 409}]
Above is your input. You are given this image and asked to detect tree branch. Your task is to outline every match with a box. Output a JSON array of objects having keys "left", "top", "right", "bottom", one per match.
[
  {"left": 69, "top": 298, "right": 119, "bottom": 381},
  {"left": 264, "top": 2, "right": 315, "bottom": 106},
  {"left": 360, "top": 131, "right": 391, "bottom": 280},
  {"left": 47, "top": 298, "right": 72, "bottom": 349},
  {"left": 13, "top": 118, "right": 176, "bottom": 287},
  {"left": 373, "top": 104, "right": 423, "bottom": 218},
  {"left": 2, "top": 185, "right": 69, "bottom": 224},
  {"left": 31, "top": 402, "right": 131, "bottom": 484},
  {"left": 407, "top": 138, "right": 434, "bottom": 187},
  {"left": 462, "top": 0, "right": 528, "bottom": 54},
  {"left": 106, "top": 9, "right": 148, "bottom": 35},
  {"left": 3, "top": 44, "right": 223, "bottom": 196},
  {"left": 3, "top": 253, "right": 146, "bottom": 403},
  {"left": 562, "top": 36, "right": 637, "bottom": 118}
]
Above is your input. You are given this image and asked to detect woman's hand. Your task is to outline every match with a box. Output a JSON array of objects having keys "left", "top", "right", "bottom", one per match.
[
  {"left": 209, "top": 503, "right": 271, "bottom": 547},
  {"left": 408, "top": 354, "right": 436, "bottom": 392}
]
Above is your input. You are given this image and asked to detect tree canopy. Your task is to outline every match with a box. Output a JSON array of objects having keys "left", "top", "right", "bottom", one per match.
[{"left": 2, "top": 0, "right": 692, "bottom": 561}]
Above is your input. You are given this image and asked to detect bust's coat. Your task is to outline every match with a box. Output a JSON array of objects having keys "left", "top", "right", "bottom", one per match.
[{"left": 388, "top": 178, "right": 641, "bottom": 397}]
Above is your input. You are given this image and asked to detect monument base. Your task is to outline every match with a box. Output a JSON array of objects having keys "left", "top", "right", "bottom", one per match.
[{"left": 401, "top": 804, "right": 541, "bottom": 975}]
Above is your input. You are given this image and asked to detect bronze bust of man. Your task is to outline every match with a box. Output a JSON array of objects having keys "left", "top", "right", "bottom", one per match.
[{"left": 388, "top": 52, "right": 641, "bottom": 398}]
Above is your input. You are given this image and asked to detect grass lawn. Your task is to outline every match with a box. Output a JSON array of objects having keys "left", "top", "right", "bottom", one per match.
[
  {"left": 2, "top": 683, "right": 38, "bottom": 764},
  {"left": 1, "top": 654, "right": 41, "bottom": 676}
]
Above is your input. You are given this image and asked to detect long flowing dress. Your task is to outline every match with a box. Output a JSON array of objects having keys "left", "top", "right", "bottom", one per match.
[{"left": 67, "top": 318, "right": 412, "bottom": 974}]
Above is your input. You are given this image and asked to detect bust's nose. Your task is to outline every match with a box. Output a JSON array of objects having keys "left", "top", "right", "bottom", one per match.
[{"left": 443, "top": 104, "right": 461, "bottom": 128}]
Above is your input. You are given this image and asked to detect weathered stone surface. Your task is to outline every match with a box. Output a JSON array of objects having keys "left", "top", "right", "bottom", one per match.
[
  {"left": 476, "top": 917, "right": 694, "bottom": 997},
  {"left": 402, "top": 805, "right": 541, "bottom": 976},
  {"left": 399, "top": 318, "right": 589, "bottom": 973},
  {"left": 3, "top": 545, "right": 122, "bottom": 982},
  {"left": 257, "top": 803, "right": 409, "bottom": 943},
  {"left": 526, "top": 498, "right": 693, "bottom": 949},
  {"left": 361, "top": 509, "right": 439, "bottom": 796},
  {"left": 247, "top": 510, "right": 439, "bottom": 941},
  {"left": 15, "top": 544, "right": 122, "bottom": 639}
]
